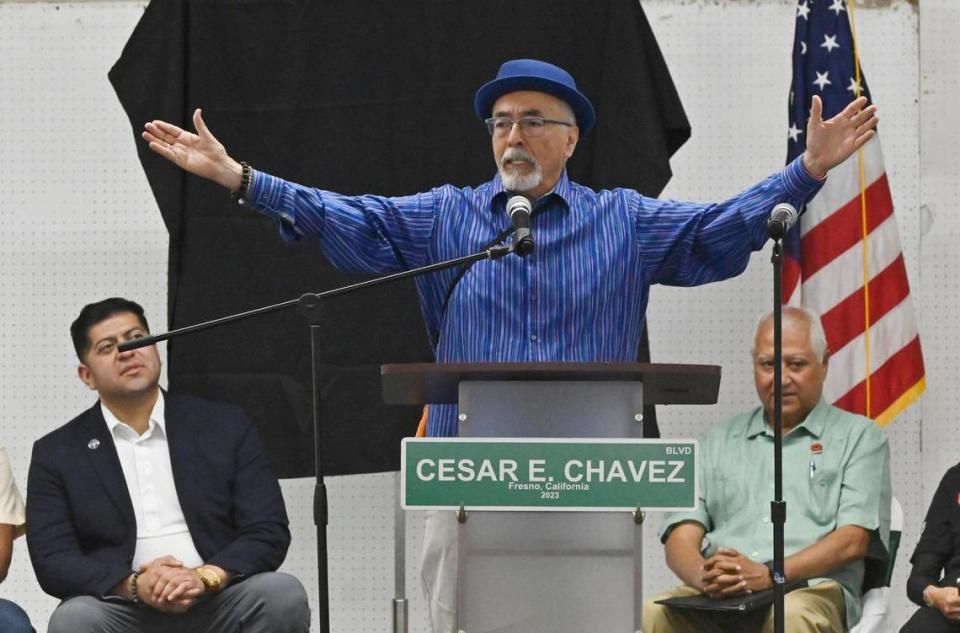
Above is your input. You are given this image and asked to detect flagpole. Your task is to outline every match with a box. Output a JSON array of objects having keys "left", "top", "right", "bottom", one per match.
[{"left": 848, "top": 0, "right": 875, "bottom": 418}]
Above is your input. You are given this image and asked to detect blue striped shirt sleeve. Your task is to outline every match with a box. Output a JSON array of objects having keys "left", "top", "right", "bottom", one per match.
[
  {"left": 245, "top": 170, "right": 439, "bottom": 274},
  {"left": 636, "top": 156, "right": 823, "bottom": 286}
]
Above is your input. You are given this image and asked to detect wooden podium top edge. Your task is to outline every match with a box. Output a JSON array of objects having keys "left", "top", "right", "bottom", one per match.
[
  {"left": 381, "top": 361, "right": 720, "bottom": 376},
  {"left": 380, "top": 362, "right": 721, "bottom": 405}
]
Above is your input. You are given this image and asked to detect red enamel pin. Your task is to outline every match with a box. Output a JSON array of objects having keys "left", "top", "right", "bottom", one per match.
[{"left": 810, "top": 442, "right": 823, "bottom": 454}]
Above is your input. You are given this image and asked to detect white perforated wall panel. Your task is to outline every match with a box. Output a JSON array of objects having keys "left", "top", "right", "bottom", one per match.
[
  {"left": 0, "top": 1, "right": 951, "bottom": 632},
  {"left": 917, "top": 0, "right": 960, "bottom": 622},
  {"left": 0, "top": 1, "right": 166, "bottom": 626}
]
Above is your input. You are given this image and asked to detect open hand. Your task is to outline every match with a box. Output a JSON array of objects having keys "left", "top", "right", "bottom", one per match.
[
  {"left": 143, "top": 108, "right": 242, "bottom": 191},
  {"left": 802, "top": 95, "right": 878, "bottom": 178}
]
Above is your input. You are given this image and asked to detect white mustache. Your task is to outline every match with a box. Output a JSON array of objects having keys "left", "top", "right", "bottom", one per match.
[{"left": 501, "top": 148, "right": 537, "bottom": 168}]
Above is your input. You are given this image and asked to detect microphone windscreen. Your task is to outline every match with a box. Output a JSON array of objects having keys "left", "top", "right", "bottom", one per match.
[{"left": 507, "top": 195, "right": 532, "bottom": 219}]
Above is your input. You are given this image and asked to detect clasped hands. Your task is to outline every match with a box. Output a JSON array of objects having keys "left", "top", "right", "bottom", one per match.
[
  {"left": 924, "top": 585, "right": 960, "bottom": 621},
  {"left": 134, "top": 555, "right": 206, "bottom": 613},
  {"left": 700, "top": 547, "right": 774, "bottom": 598}
]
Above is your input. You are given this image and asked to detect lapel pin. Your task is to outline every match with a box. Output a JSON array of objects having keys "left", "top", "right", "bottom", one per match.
[
  {"left": 810, "top": 442, "right": 823, "bottom": 455},
  {"left": 88, "top": 438, "right": 101, "bottom": 450}
]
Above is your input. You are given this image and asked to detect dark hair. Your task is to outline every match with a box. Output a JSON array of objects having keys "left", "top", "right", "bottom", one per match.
[{"left": 71, "top": 297, "right": 150, "bottom": 361}]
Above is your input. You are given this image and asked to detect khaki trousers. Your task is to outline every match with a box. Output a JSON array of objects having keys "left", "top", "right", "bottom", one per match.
[
  {"left": 643, "top": 581, "right": 846, "bottom": 633},
  {"left": 420, "top": 510, "right": 458, "bottom": 633}
]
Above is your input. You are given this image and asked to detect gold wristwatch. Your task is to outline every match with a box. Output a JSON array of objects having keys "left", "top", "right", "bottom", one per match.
[{"left": 196, "top": 566, "right": 222, "bottom": 593}]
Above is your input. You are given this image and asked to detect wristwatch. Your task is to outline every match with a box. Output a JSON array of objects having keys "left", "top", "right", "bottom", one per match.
[
  {"left": 764, "top": 560, "right": 777, "bottom": 583},
  {"left": 196, "top": 566, "right": 222, "bottom": 593}
]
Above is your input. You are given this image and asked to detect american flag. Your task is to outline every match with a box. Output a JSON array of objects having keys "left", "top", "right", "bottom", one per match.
[{"left": 784, "top": 0, "right": 924, "bottom": 425}]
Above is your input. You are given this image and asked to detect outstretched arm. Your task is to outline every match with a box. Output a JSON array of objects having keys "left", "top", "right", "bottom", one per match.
[
  {"left": 144, "top": 108, "right": 440, "bottom": 276},
  {"left": 142, "top": 108, "right": 243, "bottom": 191},
  {"left": 802, "top": 95, "right": 879, "bottom": 179}
]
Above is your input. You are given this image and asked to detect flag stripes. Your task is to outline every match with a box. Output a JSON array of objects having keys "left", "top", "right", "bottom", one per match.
[
  {"left": 834, "top": 337, "right": 925, "bottom": 425},
  {"left": 784, "top": 0, "right": 923, "bottom": 423}
]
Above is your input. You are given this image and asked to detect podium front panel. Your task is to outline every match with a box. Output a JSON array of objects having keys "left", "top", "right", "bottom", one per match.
[
  {"left": 456, "top": 380, "right": 643, "bottom": 632},
  {"left": 457, "top": 511, "right": 637, "bottom": 633}
]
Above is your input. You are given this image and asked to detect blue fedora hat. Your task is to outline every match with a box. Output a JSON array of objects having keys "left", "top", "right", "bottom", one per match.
[{"left": 474, "top": 59, "right": 595, "bottom": 133}]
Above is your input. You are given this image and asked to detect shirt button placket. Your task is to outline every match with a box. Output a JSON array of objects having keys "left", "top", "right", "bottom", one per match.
[{"left": 526, "top": 256, "right": 539, "bottom": 349}]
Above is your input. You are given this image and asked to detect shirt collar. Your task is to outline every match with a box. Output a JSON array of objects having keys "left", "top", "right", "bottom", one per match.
[
  {"left": 490, "top": 169, "right": 573, "bottom": 212},
  {"left": 101, "top": 390, "right": 166, "bottom": 439},
  {"left": 550, "top": 170, "right": 573, "bottom": 207},
  {"left": 744, "top": 397, "right": 828, "bottom": 439}
]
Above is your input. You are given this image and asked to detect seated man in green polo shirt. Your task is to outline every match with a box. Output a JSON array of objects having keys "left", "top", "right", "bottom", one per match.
[{"left": 643, "top": 306, "right": 891, "bottom": 633}]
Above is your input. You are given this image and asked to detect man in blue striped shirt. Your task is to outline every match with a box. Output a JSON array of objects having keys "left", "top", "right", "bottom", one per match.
[
  {"left": 143, "top": 58, "right": 878, "bottom": 631},
  {"left": 142, "top": 59, "right": 877, "bottom": 438}
]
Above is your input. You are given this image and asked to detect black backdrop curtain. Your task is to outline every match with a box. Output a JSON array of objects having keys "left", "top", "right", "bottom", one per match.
[{"left": 109, "top": 0, "right": 690, "bottom": 479}]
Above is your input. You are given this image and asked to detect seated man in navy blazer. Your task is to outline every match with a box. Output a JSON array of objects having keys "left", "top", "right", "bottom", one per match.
[{"left": 26, "top": 297, "right": 310, "bottom": 633}]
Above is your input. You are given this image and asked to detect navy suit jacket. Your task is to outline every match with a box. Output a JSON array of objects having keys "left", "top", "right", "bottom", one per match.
[{"left": 26, "top": 393, "right": 290, "bottom": 599}]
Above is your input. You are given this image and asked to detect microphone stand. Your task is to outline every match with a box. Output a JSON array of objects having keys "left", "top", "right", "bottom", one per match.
[
  {"left": 770, "top": 236, "right": 786, "bottom": 633},
  {"left": 119, "top": 238, "right": 518, "bottom": 633}
]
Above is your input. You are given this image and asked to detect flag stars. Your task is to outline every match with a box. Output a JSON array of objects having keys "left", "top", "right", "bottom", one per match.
[
  {"left": 829, "top": 0, "right": 846, "bottom": 15},
  {"left": 797, "top": 1, "right": 811, "bottom": 20},
  {"left": 813, "top": 71, "right": 832, "bottom": 90},
  {"left": 821, "top": 34, "right": 840, "bottom": 53},
  {"left": 788, "top": 123, "right": 803, "bottom": 142},
  {"left": 801, "top": 41, "right": 808, "bottom": 55},
  {"left": 847, "top": 77, "right": 862, "bottom": 94}
]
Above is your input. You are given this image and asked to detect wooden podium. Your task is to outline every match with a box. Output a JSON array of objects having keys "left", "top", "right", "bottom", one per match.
[{"left": 382, "top": 362, "right": 720, "bottom": 633}]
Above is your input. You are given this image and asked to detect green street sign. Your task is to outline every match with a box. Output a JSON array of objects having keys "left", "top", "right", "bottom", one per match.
[{"left": 401, "top": 438, "right": 697, "bottom": 511}]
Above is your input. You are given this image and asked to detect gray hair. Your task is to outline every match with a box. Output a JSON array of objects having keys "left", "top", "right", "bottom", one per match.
[
  {"left": 556, "top": 99, "right": 576, "bottom": 125},
  {"left": 752, "top": 306, "right": 828, "bottom": 361}
]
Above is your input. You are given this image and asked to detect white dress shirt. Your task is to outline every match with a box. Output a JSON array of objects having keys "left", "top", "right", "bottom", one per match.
[
  {"left": 102, "top": 392, "right": 204, "bottom": 569},
  {"left": 0, "top": 446, "right": 26, "bottom": 537}
]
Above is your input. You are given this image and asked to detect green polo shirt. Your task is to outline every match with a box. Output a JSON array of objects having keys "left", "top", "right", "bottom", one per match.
[{"left": 659, "top": 398, "right": 891, "bottom": 628}]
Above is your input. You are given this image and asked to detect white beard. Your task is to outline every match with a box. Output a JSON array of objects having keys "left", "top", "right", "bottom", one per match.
[
  {"left": 500, "top": 166, "right": 543, "bottom": 193},
  {"left": 499, "top": 148, "right": 543, "bottom": 193}
]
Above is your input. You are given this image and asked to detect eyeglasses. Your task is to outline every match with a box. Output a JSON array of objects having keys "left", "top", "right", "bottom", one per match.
[{"left": 484, "top": 116, "right": 575, "bottom": 138}]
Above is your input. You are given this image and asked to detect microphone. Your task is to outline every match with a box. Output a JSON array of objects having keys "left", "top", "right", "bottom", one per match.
[
  {"left": 766, "top": 203, "right": 799, "bottom": 239},
  {"left": 118, "top": 334, "right": 164, "bottom": 353},
  {"left": 506, "top": 195, "right": 535, "bottom": 257}
]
